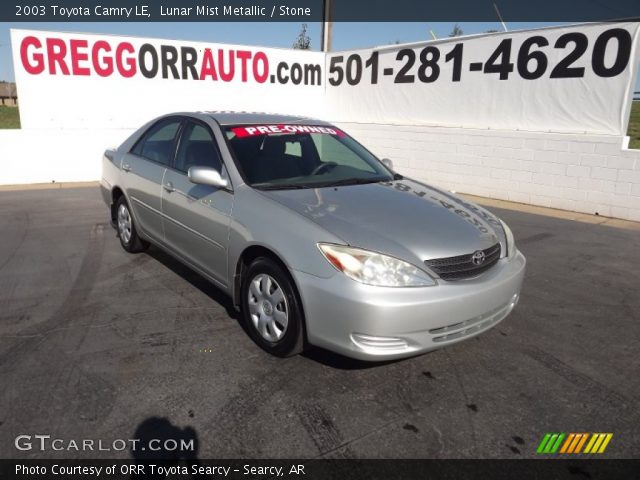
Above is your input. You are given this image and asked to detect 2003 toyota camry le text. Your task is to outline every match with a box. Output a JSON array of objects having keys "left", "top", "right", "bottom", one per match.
[{"left": 100, "top": 112, "right": 526, "bottom": 360}]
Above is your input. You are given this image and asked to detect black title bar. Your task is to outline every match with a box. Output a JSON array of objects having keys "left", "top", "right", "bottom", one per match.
[
  {"left": 3, "top": 0, "right": 640, "bottom": 22},
  {"left": 2, "top": 459, "right": 640, "bottom": 480}
]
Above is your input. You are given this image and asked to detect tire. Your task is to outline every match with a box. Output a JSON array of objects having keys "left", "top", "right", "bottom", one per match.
[
  {"left": 115, "top": 196, "right": 149, "bottom": 253},
  {"left": 241, "top": 257, "right": 305, "bottom": 357}
]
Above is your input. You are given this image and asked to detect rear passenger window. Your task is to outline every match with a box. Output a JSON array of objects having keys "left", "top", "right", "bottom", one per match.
[
  {"left": 174, "top": 122, "right": 223, "bottom": 173},
  {"left": 132, "top": 119, "right": 182, "bottom": 166}
]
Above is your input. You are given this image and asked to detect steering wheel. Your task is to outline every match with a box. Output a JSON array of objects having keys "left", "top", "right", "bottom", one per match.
[{"left": 310, "top": 162, "right": 338, "bottom": 176}]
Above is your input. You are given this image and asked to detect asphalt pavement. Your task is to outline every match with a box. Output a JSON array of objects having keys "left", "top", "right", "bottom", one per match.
[{"left": 0, "top": 186, "right": 638, "bottom": 459}]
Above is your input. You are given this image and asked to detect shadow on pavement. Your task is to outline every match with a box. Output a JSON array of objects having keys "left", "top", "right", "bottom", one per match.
[
  {"left": 130, "top": 416, "right": 211, "bottom": 479},
  {"left": 146, "top": 246, "right": 240, "bottom": 322}
]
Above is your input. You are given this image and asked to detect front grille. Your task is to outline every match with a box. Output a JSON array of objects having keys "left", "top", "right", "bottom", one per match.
[{"left": 425, "top": 243, "right": 501, "bottom": 281}]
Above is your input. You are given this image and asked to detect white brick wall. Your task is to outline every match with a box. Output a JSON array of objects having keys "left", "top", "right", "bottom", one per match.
[
  {"left": 0, "top": 129, "right": 134, "bottom": 185},
  {"left": 336, "top": 122, "right": 640, "bottom": 222},
  {"left": 2, "top": 124, "right": 639, "bottom": 223}
]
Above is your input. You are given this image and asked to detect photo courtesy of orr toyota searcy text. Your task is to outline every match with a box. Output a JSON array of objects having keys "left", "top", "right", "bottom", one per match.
[
  {"left": 18, "top": 35, "right": 322, "bottom": 84},
  {"left": 16, "top": 463, "right": 299, "bottom": 477}
]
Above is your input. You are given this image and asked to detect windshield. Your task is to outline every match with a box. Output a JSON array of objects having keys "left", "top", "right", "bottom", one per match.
[{"left": 223, "top": 124, "right": 393, "bottom": 189}]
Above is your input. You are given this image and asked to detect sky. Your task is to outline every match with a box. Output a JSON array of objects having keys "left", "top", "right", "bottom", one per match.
[{"left": 1, "top": 21, "right": 638, "bottom": 90}]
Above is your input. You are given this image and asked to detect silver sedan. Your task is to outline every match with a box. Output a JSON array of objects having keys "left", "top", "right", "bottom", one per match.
[{"left": 101, "top": 112, "right": 525, "bottom": 360}]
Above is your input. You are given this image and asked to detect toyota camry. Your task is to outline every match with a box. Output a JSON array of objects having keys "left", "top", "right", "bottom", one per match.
[{"left": 100, "top": 112, "right": 525, "bottom": 360}]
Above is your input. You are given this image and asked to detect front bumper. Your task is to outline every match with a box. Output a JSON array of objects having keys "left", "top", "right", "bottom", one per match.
[{"left": 293, "top": 250, "right": 526, "bottom": 361}]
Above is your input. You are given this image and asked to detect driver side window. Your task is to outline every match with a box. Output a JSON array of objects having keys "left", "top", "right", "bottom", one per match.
[{"left": 174, "top": 122, "right": 223, "bottom": 174}]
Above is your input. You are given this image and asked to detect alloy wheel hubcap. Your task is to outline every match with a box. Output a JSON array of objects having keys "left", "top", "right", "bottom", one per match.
[
  {"left": 248, "top": 273, "right": 288, "bottom": 342},
  {"left": 262, "top": 300, "right": 274, "bottom": 316},
  {"left": 117, "top": 204, "right": 132, "bottom": 244}
]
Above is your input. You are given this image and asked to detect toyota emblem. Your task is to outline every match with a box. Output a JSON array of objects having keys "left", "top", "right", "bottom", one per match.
[{"left": 471, "top": 250, "right": 486, "bottom": 265}]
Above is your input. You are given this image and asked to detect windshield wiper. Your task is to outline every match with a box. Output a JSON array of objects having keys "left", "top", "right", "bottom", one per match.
[
  {"left": 314, "top": 177, "right": 388, "bottom": 188},
  {"left": 254, "top": 177, "right": 388, "bottom": 190},
  {"left": 253, "top": 183, "right": 314, "bottom": 190}
]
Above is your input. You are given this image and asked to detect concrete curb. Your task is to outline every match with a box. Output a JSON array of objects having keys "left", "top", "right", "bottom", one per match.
[
  {"left": 0, "top": 181, "right": 99, "bottom": 191},
  {"left": 462, "top": 193, "right": 640, "bottom": 231}
]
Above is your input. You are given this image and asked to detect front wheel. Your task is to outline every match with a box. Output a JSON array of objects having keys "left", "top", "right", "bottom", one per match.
[
  {"left": 115, "top": 196, "right": 149, "bottom": 253},
  {"left": 241, "top": 257, "right": 305, "bottom": 357}
]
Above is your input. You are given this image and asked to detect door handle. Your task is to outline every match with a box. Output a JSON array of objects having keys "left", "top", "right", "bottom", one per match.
[
  {"left": 163, "top": 182, "right": 175, "bottom": 193},
  {"left": 122, "top": 163, "right": 132, "bottom": 172}
]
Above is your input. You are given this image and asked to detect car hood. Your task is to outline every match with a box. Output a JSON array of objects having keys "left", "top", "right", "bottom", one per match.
[{"left": 257, "top": 178, "right": 505, "bottom": 265}]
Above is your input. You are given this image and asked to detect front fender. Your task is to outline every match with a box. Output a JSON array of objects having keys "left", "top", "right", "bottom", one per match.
[{"left": 227, "top": 186, "right": 344, "bottom": 302}]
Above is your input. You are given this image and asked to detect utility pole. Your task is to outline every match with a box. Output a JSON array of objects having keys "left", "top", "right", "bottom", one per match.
[{"left": 321, "top": 0, "right": 333, "bottom": 52}]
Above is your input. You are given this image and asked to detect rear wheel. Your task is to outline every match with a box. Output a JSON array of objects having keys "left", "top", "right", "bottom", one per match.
[
  {"left": 241, "top": 257, "right": 305, "bottom": 357},
  {"left": 115, "top": 196, "right": 149, "bottom": 253}
]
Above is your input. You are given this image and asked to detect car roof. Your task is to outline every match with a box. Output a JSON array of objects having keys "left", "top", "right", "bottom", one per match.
[{"left": 201, "top": 111, "right": 332, "bottom": 126}]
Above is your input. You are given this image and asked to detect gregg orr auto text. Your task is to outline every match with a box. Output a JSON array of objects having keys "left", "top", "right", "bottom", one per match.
[{"left": 19, "top": 35, "right": 322, "bottom": 85}]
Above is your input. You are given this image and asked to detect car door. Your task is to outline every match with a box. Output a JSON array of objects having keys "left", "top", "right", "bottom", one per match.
[
  {"left": 125, "top": 117, "right": 183, "bottom": 242},
  {"left": 161, "top": 120, "right": 233, "bottom": 288}
]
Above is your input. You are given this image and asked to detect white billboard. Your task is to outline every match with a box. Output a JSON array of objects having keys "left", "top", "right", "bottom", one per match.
[
  {"left": 11, "top": 29, "right": 326, "bottom": 129},
  {"left": 4, "top": 23, "right": 640, "bottom": 222},
  {"left": 10, "top": 23, "right": 640, "bottom": 135},
  {"left": 325, "top": 22, "right": 640, "bottom": 135}
]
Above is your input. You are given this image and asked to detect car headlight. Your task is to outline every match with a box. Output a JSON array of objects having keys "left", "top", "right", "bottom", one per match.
[
  {"left": 500, "top": 219, "right": 516, "bottom": 258},
  {"left": 318, "top": 243, "right": 436, "bottom": 287}
]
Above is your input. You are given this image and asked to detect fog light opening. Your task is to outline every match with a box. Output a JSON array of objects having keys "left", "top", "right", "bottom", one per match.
[{"left": 351, "top": 333, "right": 409, "bottom": 351}]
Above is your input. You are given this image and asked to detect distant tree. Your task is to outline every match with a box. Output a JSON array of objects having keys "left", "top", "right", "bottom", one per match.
[
  {"left": 485, "top": 29, "right": 499, "bottom": 33},
  {"left": 293, "top": 24, "right": 311, "bottom": 50},
  {"left": 449, "top": 24, "right": 464, "bottom": 37}
]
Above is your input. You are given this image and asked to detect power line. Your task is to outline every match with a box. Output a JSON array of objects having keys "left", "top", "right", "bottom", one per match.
[{"left": 493, "top": 2, "right": 508, "bottom": 32}]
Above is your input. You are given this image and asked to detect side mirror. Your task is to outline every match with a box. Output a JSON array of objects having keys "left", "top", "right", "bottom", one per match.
[
  {"left": 188, "top": 166, "right": 229, "bottom": 189},
  {"left": 381, "top": 158, "right": 394, "bottom": 170}
]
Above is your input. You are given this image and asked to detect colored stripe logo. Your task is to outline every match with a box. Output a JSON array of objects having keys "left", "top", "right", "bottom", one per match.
[{"left": 537, "top": 433, "right": 613, "bottom": 454}]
